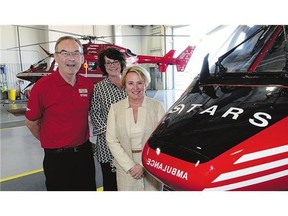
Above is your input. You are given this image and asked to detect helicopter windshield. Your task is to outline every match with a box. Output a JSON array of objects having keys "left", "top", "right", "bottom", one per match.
[{"left": 207, "top": 25, "right": 288, "bottom": 74}]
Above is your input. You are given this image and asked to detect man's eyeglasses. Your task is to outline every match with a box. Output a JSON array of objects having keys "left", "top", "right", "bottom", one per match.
[
  {"left": 55, "top": 51, "right": 83, "bottom": 58},
  {"left": 105, "top": 60, "right": 120, "bottom": 67}
]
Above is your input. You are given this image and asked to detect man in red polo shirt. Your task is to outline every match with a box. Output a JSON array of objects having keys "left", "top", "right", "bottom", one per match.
[{"left": 25, "top": 36, "right": 96, "bottom": 191}]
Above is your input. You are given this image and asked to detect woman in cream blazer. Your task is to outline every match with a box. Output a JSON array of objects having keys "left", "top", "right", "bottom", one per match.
[{"left": 106, "top": 66, "right": 165, "bottom": 191}]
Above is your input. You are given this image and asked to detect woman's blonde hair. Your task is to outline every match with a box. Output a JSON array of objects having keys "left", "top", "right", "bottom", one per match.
[{"left": 121, "top": 65, "right": 151, "bottom": 87}]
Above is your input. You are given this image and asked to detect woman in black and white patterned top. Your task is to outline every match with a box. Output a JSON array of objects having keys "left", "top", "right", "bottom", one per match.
[{"left": 90, "top": 47, "right": 127, "bottom": 191}]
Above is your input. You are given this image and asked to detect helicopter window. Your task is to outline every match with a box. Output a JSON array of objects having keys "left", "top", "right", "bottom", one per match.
[
  {"left": 208, "top": 25, "right": 287, "bottom": 73},
  {"left": 88, "top": 62, "right": 98, "bottom": 71},
  {"left": 30, "top": 62, "right": 47, "bottom": 70},
  {"left": 255, "top": 27, "right": 287, "bottom": 72}
]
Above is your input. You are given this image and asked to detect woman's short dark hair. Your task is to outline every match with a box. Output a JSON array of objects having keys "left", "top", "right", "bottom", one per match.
[{"left": 98, "top": 47, "right": 126, "bottom": 76}]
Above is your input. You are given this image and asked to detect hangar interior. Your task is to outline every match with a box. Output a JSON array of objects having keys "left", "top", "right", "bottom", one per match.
[{"left": 0, "top": 25, "right": 216, "bottom": 191}]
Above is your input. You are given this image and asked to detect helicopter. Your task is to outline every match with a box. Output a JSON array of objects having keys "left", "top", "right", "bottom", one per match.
[
  {"left": 16, "top": 42, "right": 194, "bottom": 87},
  {"left": 13, "top": 26, "right": 195, "bottom": 90},
  {"left": 142, "top": 25, "right": 288, "bottom": 191}
]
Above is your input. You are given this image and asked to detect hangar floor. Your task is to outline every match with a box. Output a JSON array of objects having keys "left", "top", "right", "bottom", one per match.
[{"left": 0, "top": 89, "right": 184, "bottom": 191}]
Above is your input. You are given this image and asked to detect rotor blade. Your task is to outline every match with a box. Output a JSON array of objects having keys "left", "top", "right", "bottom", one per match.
[
  {"left": 15, "top": 25, "right": 113, "bottom": 44},
  {"left": 6, "top": 40, "right": 57, "bottom": 50},
  {"left": 15, "top": 25, "right": 84, "bottom": 38},
  {"left": 103, "top": 34, "right": 191, "bottom": 37},
  {"left": 11, "top": 25, "right": 191, "bottom": 49},
  {"left": 205, "top": 25, "right": 228, "bottom": 35},
  {"left": 16, "top": 25, "right": 113, "bottom": 41}
]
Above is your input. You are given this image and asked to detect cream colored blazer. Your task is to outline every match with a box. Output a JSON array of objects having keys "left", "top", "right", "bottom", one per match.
[{"left": 106, "top": 96, "right": 165, "bottom": 173}]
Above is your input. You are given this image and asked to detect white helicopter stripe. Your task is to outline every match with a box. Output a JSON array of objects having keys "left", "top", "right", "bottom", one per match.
[
  {"left": 212, "top": 158, "right": 288, "bottom": 182},
  {"left": 204, "top": 169, "right": 288, "bottom": 191},
  {"left": 234, "top": 144, "right": 288, "bottom": 164}
]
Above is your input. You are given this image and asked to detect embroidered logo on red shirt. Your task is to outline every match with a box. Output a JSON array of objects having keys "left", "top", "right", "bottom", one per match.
[{"left": 79, "top": 89, "right": 88, "bottom": 93}]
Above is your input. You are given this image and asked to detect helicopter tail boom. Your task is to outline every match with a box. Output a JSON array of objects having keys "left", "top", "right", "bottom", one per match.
[{"left": 136, "top": 45, "right": 195, "bottom": 72}]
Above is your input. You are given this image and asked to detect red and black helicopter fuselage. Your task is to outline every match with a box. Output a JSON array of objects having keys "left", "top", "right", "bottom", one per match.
[{"left": 142, "top": 25, "right": 288, "bottom": 191}]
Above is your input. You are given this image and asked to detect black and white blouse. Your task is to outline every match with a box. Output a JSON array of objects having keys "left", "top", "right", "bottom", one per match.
[{"left": 90, "top": 77, "right": 127, "bottom": 167}]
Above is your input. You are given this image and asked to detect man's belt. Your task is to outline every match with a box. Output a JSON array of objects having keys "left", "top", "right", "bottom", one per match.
[{"left": 44, "top": 141, "right": 90, "bottom": 153}]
